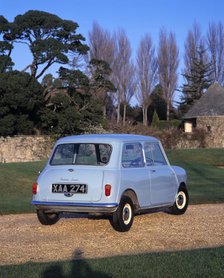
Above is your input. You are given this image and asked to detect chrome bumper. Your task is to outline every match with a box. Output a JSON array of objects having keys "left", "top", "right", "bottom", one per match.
[{"left": 32, "top": 201, "right": 118, "bottom": 213}]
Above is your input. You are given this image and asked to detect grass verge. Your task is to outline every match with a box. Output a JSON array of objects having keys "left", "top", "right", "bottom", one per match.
[
  {"left": 0, "top": 247, "right": 224, "bottom": 278},
  {"left": 0, "top": 161, "right": 45, "bottom": 214},
  {"left": 167, "top": 148, "right": 224, "bottom": 204},
  {"left": 0, "top": 148, "right": 224, "bottom": 214}
]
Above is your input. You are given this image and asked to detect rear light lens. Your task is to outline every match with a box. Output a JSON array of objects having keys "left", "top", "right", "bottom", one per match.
[
  {"left": 32, "top": 182, "right": 38, "bottom": 194},
  {"left": 105, "top": 184, "right": 111, "bottom": 197}
]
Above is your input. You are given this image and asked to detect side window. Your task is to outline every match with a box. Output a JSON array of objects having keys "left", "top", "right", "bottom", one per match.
[
  {"left": 98, "top": 144, "right": 112, "bottom": 165},
  {"left": 153, "top": 144, "right": 167, "bottom": 165},
  {"left": 144, "top": 143, "right": 154, "bottom": 166},
  {"left": 122, "top": 143, "right": 144, "bottom": 168},
  {"left": 144, "top": 142, "right": 167, "bottom": 166}
]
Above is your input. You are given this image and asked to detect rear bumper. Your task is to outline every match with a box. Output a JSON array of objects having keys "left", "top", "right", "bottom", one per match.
[{"left": 32, "top": 201, "right": 118, "bottom": 214}]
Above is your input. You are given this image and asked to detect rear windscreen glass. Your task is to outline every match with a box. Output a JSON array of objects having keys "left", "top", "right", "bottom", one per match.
[{"left": 50, "top": 143, "right": 112, "bottom": 166}]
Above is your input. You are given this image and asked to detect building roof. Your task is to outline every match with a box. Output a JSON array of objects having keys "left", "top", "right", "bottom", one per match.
[{"left": 184, "top": 83, "right": 224, "bottom": 119}]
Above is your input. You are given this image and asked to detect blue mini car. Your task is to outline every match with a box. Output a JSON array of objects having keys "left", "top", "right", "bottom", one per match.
[{"left": 32, "top": 134, "right": 188, "bottom": 232}]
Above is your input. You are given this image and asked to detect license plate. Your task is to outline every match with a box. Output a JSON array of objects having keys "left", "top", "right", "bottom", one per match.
[{"left": 52, "top": 184, "right": 87, "bottom": 194}]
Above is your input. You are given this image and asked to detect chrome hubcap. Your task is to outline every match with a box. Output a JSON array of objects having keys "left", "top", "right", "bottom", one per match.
[
  {"left": 123, "top": 204, "right": 132, "bottom": 225},
  {"left": 176, "top": 191, "right": 186, "bottom": 209}
]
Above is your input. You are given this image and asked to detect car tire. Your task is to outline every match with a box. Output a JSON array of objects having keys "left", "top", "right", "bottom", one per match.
[
  {"left": 37, "top": 209, "right": 59, "bottom": 225},
  {"left": 111, "top": 196, "right": 134, "bottom": 232},
  {"left": 170, "top": 186, "right": 189, "bottom": 215}
]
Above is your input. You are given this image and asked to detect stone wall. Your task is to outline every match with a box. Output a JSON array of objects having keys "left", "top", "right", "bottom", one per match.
[
  {"left": 196, "top": 116, "right": 224, "bottom": 148},
  {"left": 0, "top": 127, "right": 223, "bottom": 163},
  {"left": 174, "top": 138, "right": 202, "bottom": 149},
  {"left": 0, "top": 136, "right": 53, "bottom": 163}
]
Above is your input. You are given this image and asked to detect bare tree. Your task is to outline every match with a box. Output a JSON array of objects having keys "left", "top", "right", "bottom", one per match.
[
  {"left": 88, "top": 21, "right": 116, "bottom": 118},
  {"left": 121, "top": 61, "right": 136, "bottom": 126},
  {"left": 136, "top": 34, "right": 157, "bottom": 126},
  {"left": 158, "top": 29, "right": 179, "bottom": 121},
  {"left": 207, "top": 21, "right": 224, "bottom": 85},
  {"left": 184, "top": 22, "right": 205, "bottom": 76},
  {"left": 88, "top": 21, "right": 115, "bottom": 65},
  {"left": 112, "top": 29, "right": 136, "bottom": 125}
]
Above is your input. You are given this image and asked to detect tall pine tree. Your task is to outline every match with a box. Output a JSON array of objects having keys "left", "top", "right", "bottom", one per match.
[{"left": 180, "top": 45, "right": 213, "bottom": 114}]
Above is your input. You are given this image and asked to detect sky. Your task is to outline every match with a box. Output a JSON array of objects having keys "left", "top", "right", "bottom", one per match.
[{"left": 1, "top": 0, "right": 224, "bottom": 101}]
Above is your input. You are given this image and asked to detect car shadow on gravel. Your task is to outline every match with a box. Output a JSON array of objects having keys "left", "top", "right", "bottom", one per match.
[
  {"left": 61, "top": 212, "right": 110, "bottom": 220},
  {"left": 41, "top": 248, "right": 111, "bottom": 278}
]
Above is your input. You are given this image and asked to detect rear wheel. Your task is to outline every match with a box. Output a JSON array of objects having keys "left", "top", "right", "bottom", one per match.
[
  {"left": 37, "top": 209, "right": 59, "bottom": 225},
  {"left": 170, "top": 186, "right": 189, "bottom": 215},
  {"left": 111, "top": 196, "right": 134, "bottom": 232}
]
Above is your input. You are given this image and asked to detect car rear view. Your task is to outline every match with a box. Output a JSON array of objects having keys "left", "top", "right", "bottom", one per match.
[{"left": 32, "top": 136, "right": 118, "bottom": 225}]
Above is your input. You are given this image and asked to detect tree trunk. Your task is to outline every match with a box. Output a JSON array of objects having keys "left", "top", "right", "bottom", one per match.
[
  {"left": 142, "top": 105, "right": 148, "bottom": 126},
  {"left": 122, "top": 103, "right": 127, "bottom": 126},
  {"left": 166, "top": 101, "right": 170, "bottom": 121},
  {"left": 103, "top": 105, "right": 107, "bottom": 119},
  {"left": 117, "top": 101, "right": 121, "bottom": 125}
]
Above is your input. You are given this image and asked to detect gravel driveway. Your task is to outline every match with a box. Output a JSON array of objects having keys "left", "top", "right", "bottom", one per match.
[{"left": 0, "top": 204, "right": 224, "bottom": 265}]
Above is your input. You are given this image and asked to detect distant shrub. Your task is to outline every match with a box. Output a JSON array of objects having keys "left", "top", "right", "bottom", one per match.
[
  {"left": 107, "top": 123, "right": 207, "bottom": 149},
  {"left": 157, "top": 120, "right": 181, "bottom": 130},
  {"left": 151, "top": 110, "right": 160, "bottom": 128},
  {"left": 83, "top": 124, "right": 109, "bottom": 134}
]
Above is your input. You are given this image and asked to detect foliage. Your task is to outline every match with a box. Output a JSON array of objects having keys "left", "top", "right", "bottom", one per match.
[
  {"left": 147, "top": 84, "right": 167, "bottom": 121},
  {"left": 83, "top": 124, "right": 108, "bottom": 134},
  {"left": 0, "top": 71, "right": 44, "bottom": 136},
  {"left": 118, "top": 85, "right": 169, "bottom": 125},
  {"left": 41, "top": 67, "right": 104, "bottom": 135},
  {"left": 2, "top": 13, "right": 224, "bottom": 131},
  {"left": 0, "top": 16, "right": 14, "bottom": 72},
  {"left": 89, "top": 59, "right": 115, "bottom": 93},
  {"left": 88, "top": 58, "right": 116, "bottom": 118},
  {"left": 151, "top": 110, "right": 160, "bottom": 128},
  {"left": 155, "top": 119, "right": 181, "bottom": 130},
  {"left": 118, "top": 103, "right": 142, "bottom": 124},
  {"left": 180, "top": 45, "right": 213, "bottom": 114},
  {"left": 0, "top": 11, "right": 103, "bottom": 136},
  {"left": 6, "top": 10, "right": 89, "bottom": 79}
]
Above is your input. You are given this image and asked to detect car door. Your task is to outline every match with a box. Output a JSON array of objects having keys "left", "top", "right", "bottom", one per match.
[
  {"left": 120, "top": 142, "right": 150, "bottom": 207},
  {"left": 144, "top": 142, "right": 177, "bottom": 206}
]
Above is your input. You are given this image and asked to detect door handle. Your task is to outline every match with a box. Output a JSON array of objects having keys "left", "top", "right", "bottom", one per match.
[{"left": 151, "top": 169, "right": 156, "bottom": 173}]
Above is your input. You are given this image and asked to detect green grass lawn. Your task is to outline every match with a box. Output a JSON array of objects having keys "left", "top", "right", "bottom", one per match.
[
  {"left": 167, "top": 148, "right": 224, "bottom": 204},
  {"left": 0, "top": 148, "right": 224, "bottom": 214},
  {"left": 1, "top": 247, "right": 224, "bottom": 278},
  {"left": 1, "top": 150, "right": 224, "bottom": 277},
  {"left": 0, "top": 161, "right": 46, "bottom": 214}
]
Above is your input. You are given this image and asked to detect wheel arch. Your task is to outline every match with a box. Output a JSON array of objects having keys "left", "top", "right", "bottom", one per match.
[
  {"left": 179, "top": 182, "right": 187, "bottom": 190},
  {"left": 121, "top": 189, "right": 139, "bottom": 211}
]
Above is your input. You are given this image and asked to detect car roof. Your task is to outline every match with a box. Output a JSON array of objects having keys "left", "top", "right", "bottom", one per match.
[{"left": 56, "top": 134, "right": 159, "bottom": 144}]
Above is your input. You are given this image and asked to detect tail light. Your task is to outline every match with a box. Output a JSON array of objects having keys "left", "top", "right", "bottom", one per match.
[
  {"left": 32, "top": 182, "right": 38, "bottom": 194},
  {"left": 105, "top": 184, "right": 111, "bottom": 197}
]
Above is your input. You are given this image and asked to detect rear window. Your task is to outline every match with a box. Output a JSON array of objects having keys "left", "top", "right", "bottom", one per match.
[{"left": 50, "top": 143, "right": 112, "bottom": 166}]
